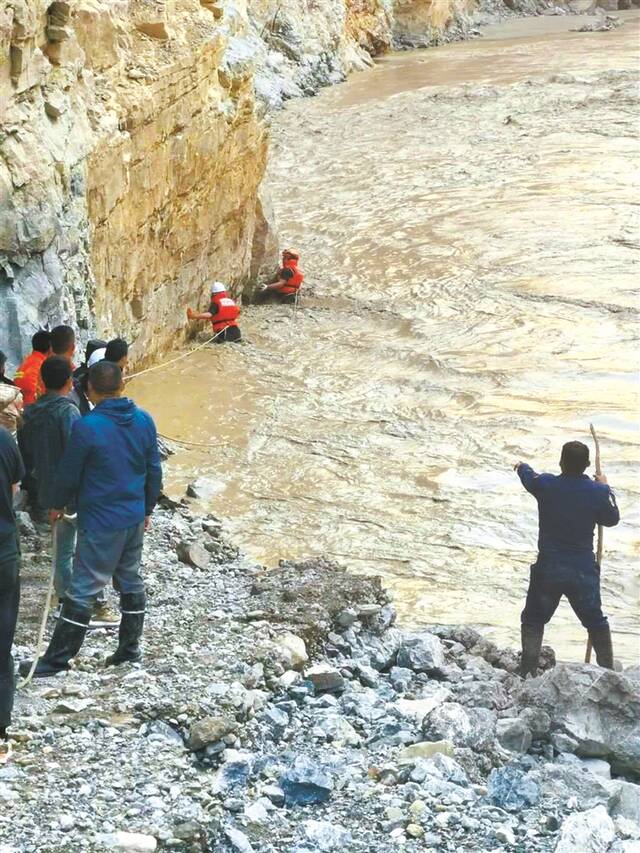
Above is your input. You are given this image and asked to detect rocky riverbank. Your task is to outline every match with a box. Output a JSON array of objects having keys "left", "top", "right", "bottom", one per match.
[{"left": 5, "top": 497, "right": 640, "bottom": 852}]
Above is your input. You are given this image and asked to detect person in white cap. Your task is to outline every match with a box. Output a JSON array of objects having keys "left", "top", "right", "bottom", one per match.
[{"left": 186, "top": 282, "right": 241, "bottom": 343}]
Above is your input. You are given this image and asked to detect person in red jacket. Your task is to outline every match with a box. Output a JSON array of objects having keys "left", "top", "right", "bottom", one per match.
[
  {"left": 13, "top": 330, "right": 51, "bottom": 406},
  {"left": 186, "top": 282, "right": 242, "bottom": 343},
  {"left": 259, "top": 249, "right": 304, "bottom": 305}
]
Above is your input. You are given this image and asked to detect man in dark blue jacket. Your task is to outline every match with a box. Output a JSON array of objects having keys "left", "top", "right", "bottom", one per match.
[
  {"left": 21, "top": 361, "right": 162, "bottom": 677},
  {"left": 515, "top": 440, "right": 620, "bottom": 676}
]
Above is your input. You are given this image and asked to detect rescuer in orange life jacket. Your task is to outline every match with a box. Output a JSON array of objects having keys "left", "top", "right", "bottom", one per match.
[
  {"left": 186, "top": 282, "right": 242, "bottom": 343},
  {"left": 258, "top": 249, "right": 304, "bottom": 305}
]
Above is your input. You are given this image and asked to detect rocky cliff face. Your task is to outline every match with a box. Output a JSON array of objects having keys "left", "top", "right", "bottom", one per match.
[
  {"left": 0, "top": 0, "right": 525, "bottom": 367},
  {"left": 1, "top": 0, "right": 275, "bottom": 367}
]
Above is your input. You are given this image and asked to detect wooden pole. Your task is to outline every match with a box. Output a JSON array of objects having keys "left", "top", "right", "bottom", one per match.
[{"left": 585, "top": 423, "right": 603, "bottom": 664}]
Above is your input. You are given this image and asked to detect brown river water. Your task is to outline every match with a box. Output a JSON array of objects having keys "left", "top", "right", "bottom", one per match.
[{"left": 131, "top": 14, "right": 640, "bottom": 663}]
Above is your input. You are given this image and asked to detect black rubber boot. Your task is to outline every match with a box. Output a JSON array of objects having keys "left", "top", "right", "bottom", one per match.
[
  {"left": 588, "top": 625, "right": 614, "bottom": 669},
  {"left": 19, "top": 602, "right": 91, "bottom": 678},
  {"left": 520, "top": 623, "right": 544, "bottom": 678},
  {"left": 106, "top": 591, "right": 146, "bottom": 666},
  {"left": 0, "top": 670, "right": 15, "bottom": 733}
]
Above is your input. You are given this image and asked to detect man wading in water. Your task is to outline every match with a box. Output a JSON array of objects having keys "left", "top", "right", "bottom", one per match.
[{"left": 515, "top": 441, "right": 620, "bottom": 676}]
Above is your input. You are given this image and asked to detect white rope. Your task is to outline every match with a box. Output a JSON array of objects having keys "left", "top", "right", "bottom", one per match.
[
  {"left": 18, "top": 515, "right": 74, "bottom": 688},
  {"left": 126, "top": 328, "right": 228, "bottom": 383}
]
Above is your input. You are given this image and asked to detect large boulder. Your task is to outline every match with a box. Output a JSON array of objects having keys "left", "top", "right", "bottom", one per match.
[
  {"left": 554, "top": 805, "right": 615, "bottom": 853},
  {"left": 531, "top": 760, "right": 618, "bottom": 810},
  {"left": 519, "top": 664, "right": 640, "bottom": 775}
]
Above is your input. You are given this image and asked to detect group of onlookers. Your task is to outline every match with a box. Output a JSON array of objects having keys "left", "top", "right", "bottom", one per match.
[{"left": 0, "top": 326, "right": 162, "bottom": 751}]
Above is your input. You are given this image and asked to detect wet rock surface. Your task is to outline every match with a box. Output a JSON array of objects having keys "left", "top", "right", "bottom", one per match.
[{"left": 7, "top": 502, "right": 640, "bottom": 851}]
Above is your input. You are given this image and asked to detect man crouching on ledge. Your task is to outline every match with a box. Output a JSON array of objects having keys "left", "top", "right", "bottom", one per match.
[
  {"left": 20, "top": 361, "right": 162, "bottom": 678},
  {"left": 514, "top": 440, "right": 620, "bottom": 677}
]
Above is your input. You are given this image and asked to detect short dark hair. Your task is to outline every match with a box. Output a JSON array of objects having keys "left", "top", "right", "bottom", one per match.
[
  {"left": 105, "top": 337, "right": 129, "bottom": 364},
  {"left": 89, "top": 360, "right": 122, "bottom": 395},
  {"left": 32, "top": 330, "right": 51, "bottom": 354},
  {"left": 41, "top": 356, "right": 73, "bottom": 391},
  {"left": 85, "top": 338, "right": 107, "bottom": 364},
  {"left": 560, "top": 441, "right": 590, "bottom": 475},
  {"left": 0, "top": 351, "right": 5, "bottom": 372},
  {"left": 50, "top": 325, "right": 75, "bottom": 355}
]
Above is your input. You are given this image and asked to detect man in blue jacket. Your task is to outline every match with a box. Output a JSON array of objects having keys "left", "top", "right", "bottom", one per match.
[
  {"left": 515, "top": 440, "right": 620, "bottom": 676},
  {"left": 21, "top": 360, "right": 162, "bottom": 677}
]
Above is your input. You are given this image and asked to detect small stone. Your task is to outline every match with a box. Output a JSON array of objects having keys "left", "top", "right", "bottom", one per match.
[
  {"left": 277, "top": 633, "right": 308, "bottom": 669},
  {"left": 280, "top": 756, "right": 334, "bottom": 805},
  {"left": 44, "top": 95, "right": 66, "bottom": 119},
  {"left": 278, "top": 670, "right": 301, "bottom": 690},
  {"left": 176, "top": 541, "right": 209, "bottom": 569},
  {"left": 54, "top": 698, "right": 93, "bottom": 714},
  {"left": 496, "top": 718, "right": 532, "bottom": 753},
  {"left": 406, "top": 824, "right": 424, "bottom": 838},
  {"left": 15, "top": 512, "right": 36, "bottom": 537},
  {"left": 188, "top": 716, "right": 237, "bottom": 751},
  {"left": 487, "top": 765, "right": 540, "bottom": 812},
  {"left": 262, "top": 784, "right": 285, "bottom": 807},
  {"left": 136, "top": 21, "right": 170, "bottom": 40},
  {"left": 303, "top": 819, "right": 351, "bottom": 850},
  {"left": 97, "top": 832, "right": 157, "bottom": 852},
  {"left": 224, "top": 827, "right": 254, "bottom": 853},
  {"left": 356, "top": 604, "right": 381, "bottom": 618},
  {"left": 495, "top": 825, "right": 516, "bottom": 845},
  {"left": 336, "top": 608, "right": 357, "bottom": 628},
  {"left": 305, "top": 665, "right": 345, "bottom": 695},
  {"left": 243, "top": 801, "right": 269, "bottom": 824},
  {"left": 396, "top": 632, "right": 445, "bottom": 673},
  {"left": 399, "top": 741, "right": 454, "bottom": 762},
  {"left": 409, "top": 800, "right": 426, "bottom": 818}
]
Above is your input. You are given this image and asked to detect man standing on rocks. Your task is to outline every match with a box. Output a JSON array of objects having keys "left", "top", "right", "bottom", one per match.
[
  {"left": 20, "top": 361, "right": 163, "bottom": 677},
  {"left": 515, "top": 441, "right": 620, "bottom": 676},
  {"left": 0, "top": 425, "right": 24, "bottom": 745},
  {"left": 17, "top": 357, "right": 118, "bottom": 625}
]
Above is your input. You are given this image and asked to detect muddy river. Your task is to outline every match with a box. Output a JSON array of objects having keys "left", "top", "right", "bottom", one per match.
[{"left": 131, "top": 14, "right": 640, "bottom": 663}]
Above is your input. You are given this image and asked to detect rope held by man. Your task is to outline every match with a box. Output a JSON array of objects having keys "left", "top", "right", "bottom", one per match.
[
  {"left": 585, "top": 422, "right": 603, "bottom": 664},
  {"left": 18, "top": 517, "right": 69, "bottom": 688}
]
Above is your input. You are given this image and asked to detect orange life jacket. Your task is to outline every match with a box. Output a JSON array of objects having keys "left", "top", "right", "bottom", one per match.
[
  {"left": 276, "top": 259, "right": 304, "bottom": 295},
  {"left": 13, "top": 350, "right": 47, "bottom": 406},
  {"left": 210, "top": 293, "right": 240, "bottom": 332}
]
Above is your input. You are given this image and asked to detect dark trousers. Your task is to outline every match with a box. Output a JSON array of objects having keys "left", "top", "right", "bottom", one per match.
[
  {"left": 0, "top": 532, "right": 20, "bottom": 733},
  {"left": 254, "top": 290, "right": 296, "bottom": 305},
  {"left": 213, "top": 325, "right": 242, "bottom": 344},
  {"left": 521, "top": 555, "right": 608, "bottom": 630}
]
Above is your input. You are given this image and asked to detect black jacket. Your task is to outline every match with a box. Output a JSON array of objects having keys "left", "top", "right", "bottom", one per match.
[{"left": 18, "top": 393, "right": 80, "bottom": 510}]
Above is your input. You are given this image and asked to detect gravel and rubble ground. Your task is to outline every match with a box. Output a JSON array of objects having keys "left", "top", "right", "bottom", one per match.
[{"left": 3, "top": 498, "right": 639, "bottom": 853}]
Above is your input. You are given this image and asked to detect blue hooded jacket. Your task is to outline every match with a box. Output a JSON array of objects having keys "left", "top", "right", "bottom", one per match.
[
  {"left": 517, "top": 464, "right": 620, "bottom": 563},
  {"left": 51, "top": 397, "right": 163, "bottom": 532}
]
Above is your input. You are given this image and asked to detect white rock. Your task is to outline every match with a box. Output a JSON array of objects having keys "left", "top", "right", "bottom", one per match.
[
  {"left": 277, "top": 633, "right": 308, "bottom": 669},
  {"left": 243, "top": 801, "right": 270, "bottom": 824},
  {"left": 97, "top": 832, "right": 158, "bottom": 852},
  {"left": 303, "top": 819, "right": 352, "bottom": 850},
  {"left": 580, "top": 757, "right": 612, "bottom": 780},
  {"left": 224, "top": 827, "right": 254, "bottom": 853},
  {"left": 554, "top": 805, "right": 615, "bottom": 853},
  {"left": 278, "top": 670, "right": 301, "bottom": 689},
  {"left": 395, "top": 688, "right": 450, "bottom": 722}
]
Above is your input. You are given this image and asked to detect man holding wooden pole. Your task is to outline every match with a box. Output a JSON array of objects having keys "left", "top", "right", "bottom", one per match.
[{"left": 514, "top": 440, "right": 620, "bottom": 677}]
